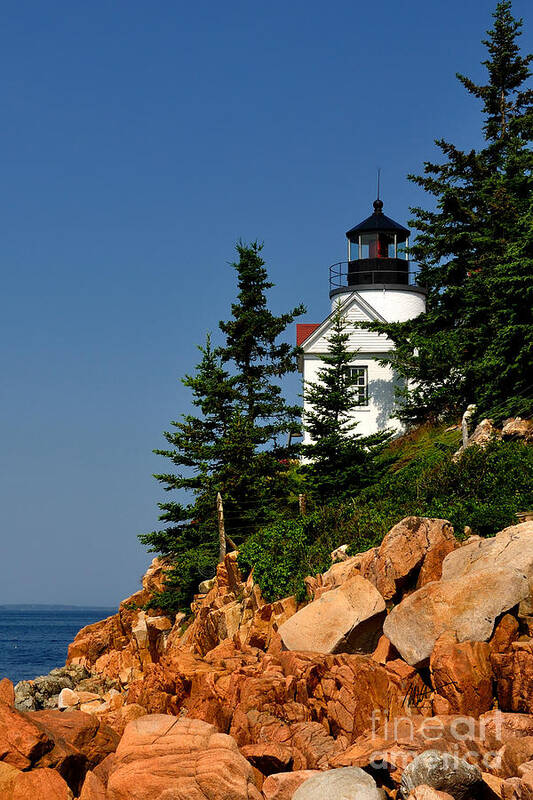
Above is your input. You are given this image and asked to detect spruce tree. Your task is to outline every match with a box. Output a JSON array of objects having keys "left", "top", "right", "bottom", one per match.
[
  {"left": 139, "top": 335, "right": 234, "bottom": 610},
  {"left": 140, "top": 243, "right": 306, "bottom": 609},
  {"left": 219, "top": 241, "right": 305, "bottom": 433},
  {"left": 217, "top": 241, "right": 306, "bottom": 534},
  {"left": 368, "top": 1, "right": 532, "bottom": 422},
  {"left": 302, "top": 304, "right": 391, "bottom": 503}
]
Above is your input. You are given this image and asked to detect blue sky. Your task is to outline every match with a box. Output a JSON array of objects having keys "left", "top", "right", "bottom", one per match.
[{"left": 1, "top": 0, "right": 531, "bottom": 605}]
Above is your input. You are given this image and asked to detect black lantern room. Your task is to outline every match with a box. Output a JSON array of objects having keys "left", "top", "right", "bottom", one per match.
[{"left": 345, "top": 199, "right": 410, "bottom": 287}]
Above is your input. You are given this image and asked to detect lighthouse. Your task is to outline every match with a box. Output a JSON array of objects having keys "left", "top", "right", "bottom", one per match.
[{"left": 297, "top": 198, "right": 427, "bottom": 440}]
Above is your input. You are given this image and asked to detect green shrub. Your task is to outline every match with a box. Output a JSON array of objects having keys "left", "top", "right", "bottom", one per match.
[
  {"left": 419, "top": 439, "right": 533, "bottom": 536},
  {"left": 238, "top": 512, "right": 344, "bottom": 603},
  {"left": 240, "top": 440, "right": 533, "bottom": 601},
  {"left": 346, "top": 439, "right": 533, "bottom": 552},
  {"left": 145, "top": 544, "right": 218, "bottom": 613}
]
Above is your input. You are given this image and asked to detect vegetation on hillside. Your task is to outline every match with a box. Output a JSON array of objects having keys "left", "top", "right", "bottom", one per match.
[{"left": 239, "top": 433, "right": 533, "bottom": 602}]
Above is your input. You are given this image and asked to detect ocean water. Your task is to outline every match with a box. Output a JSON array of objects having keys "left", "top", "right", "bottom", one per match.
[{"left": 0, "top": 606, "right": 116, "bottom": 685}]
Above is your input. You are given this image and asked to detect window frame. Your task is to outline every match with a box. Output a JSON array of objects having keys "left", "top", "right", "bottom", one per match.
[{"left": 344, "top": 365, "right": 369, "bottom": 407}]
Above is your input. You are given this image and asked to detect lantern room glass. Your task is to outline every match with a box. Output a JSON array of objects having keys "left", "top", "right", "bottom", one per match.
[
  {"left": 348, "top": 233, "right": 409, "bottom": 261},
  {"left": 397, "top": 240, "right": 409, "bottom": 260}
]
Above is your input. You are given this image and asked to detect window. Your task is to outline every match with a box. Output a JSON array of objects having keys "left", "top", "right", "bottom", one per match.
[
  {"left": 360, "top": 233, "right": 396, "bottom": 259},
  {"left": 344, "top": 366, "right": 368, "bottom": 406}
]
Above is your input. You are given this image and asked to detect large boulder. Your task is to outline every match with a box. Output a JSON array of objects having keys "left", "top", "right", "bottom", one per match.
[
  {"left": 492, "top": 641, "right": 533, "bottom": 713},
  {"left": 454, "top": 419, "right": 500, "bottom": 459},
  {"left": 27, "top": 709, "right": 119, "bottom": 793},
  {"left": 10, "top": 767, "right": 74, "bottom": 800},
  {"left": 67, "top": 614, "right": 141, "bottom": 684},
  {"left": 490, "top": 614, "right": 520, "bottom": 654},
  {"left": 318, "top": 548, "right": 379, "bottom": 596},
  {"left": 441, "top": 521, "right": 533, "bottom": 582},
  {"left": 481, "top": 773, "right": 506, "bottom": 799},
  {"left": 107, "top": 715, "right": 262, "bottom": 800},
  {"left": 317, "top": 518, "right": 457, "bottom": 603},
  {"left": 292, "top": 767, "right": 384, "bottom": 800},
  {"left": 367, "top": 517, "right": 457, "bottom": 600},
  {"left": 0, "top": 763, "right": 20, "bottom": 796},
  {"left": 79, "top": 771, "right": 107, "bottom": 800},
  {"left": 383, "top": 567, "right": 529, "bottom": 667},
  {"left": 278, "top": 575, "right": 386, "bottom": 654},
  {"left": 491, "top": 737, "right": 533, "bottom": 778},
  {"left": 282, "top": 721, "right": 346, "bottom": 770},
  {"left": 26, "top": 710, "right": 119, "bottom": 795},
  {"left": 93, "top": 753, "right": 117, "bottom": 786},
  {"left": 27, "top": 709, "right": 119, "bottom": 768},
  {"left": 0, "top": 702, "right": 52, "bottom": 769},
  {"left": 399, "top": 751, "right": 483, "bottom": 800},
  {"left": 97, "top": 703, "right": 147, "bottom": 739},
  {"left": 57, "top": 689, "right": 80, "bottom": 710},
  {"left": 429, "top": 633, "right": 494, "bottom": 717},
  {"left": 479, "top": 711, "right": 533, "bottom": 746}
]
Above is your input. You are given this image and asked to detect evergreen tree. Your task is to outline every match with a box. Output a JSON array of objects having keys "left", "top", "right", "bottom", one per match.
[
  {"left": 217, "top": 241, "right": 306, "bottom": 535},
  {"left": 473, "top": 204, "right": 533, "bottom": 419},
  {"left": 457, "top": 0, "right": 531, "bottom": 140},
  {"left": 302, "top": 304, "right": 391, "bottom": 503},
  {"left": 140, "top": 243, "right": 306, "bottom": 610},
  {"left": 368, "top": 1, "right": 532, "bottom": 422},
  {"left": 139, "top": 335, "right": 234, "bottom": 610},
  {"left": 219, "top": 241, "right": 305, "bottom": 432}
]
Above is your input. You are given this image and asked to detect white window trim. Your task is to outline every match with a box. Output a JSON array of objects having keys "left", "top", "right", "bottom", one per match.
[{"left": 345, "top": 365, "right": 369, "bottom": 408}]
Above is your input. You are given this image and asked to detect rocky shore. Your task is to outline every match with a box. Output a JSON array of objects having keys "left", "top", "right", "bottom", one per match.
[{"left": 1, "top": 516, "right": 533, "bottom": 799}]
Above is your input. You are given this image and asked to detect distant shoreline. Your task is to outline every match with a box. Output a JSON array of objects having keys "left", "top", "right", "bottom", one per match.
[
  {"left": 0, "top": 604, "right": 116, "bottom": 611},
  {"left": 0, "top": 605, "right": 119, "bottom": 686}
]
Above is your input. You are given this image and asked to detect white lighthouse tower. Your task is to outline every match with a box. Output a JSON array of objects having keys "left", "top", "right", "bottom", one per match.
[{"left": 297, "top": 198, "right": 427, "bottom": 440}]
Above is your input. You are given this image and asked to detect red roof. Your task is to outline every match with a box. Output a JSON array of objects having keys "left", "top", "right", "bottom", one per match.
[{"left": 296, "top": 323, "right": 320, "bottom": 346}]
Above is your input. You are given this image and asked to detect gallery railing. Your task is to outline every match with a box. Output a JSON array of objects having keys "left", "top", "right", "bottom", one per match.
[{"left": 329, "top": 261, "right": 424, "bottom": 292}]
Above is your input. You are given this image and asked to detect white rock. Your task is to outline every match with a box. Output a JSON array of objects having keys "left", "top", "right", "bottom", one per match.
[
  {"left": 198, "top": 577, "right": 216, "bottom": 594},
  {"left": 331, "top": 544, "right": 349, "bottom": 563},
  {"left": 293, "top": 767, "right": 384, "bottom": 800},
  {"left": 58, "top": 687, "right": 79, "bottom": 710},
  {"left": 400, "top": 750, "right": 483, "bottom": 800},
  {"left": 131, "top": 611, "right": 149, "bottom": 650}
]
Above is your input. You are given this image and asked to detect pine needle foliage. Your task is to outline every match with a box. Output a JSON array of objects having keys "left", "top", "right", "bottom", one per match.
[
  {"left": 367, "top": 1, "right": 533, "bottom": 423},
  {"left": 140, "top": 243, "right": 305, "bottom": 611}
]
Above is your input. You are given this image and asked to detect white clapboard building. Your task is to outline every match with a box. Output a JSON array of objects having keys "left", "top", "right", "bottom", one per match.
[{"left": 297, "top": 199, "right": 427, "bottom": 441}]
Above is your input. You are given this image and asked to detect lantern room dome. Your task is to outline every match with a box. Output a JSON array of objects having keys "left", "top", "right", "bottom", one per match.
[{"left": 346, "top": 199, "right": 410, "bottom": 241}]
